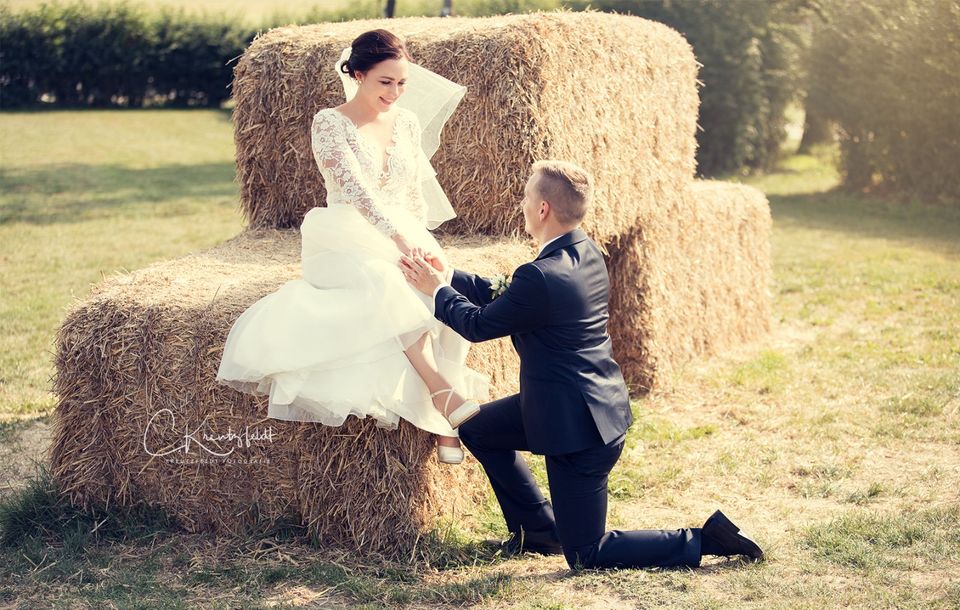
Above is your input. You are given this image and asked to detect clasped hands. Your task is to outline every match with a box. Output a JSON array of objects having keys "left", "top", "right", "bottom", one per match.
[{"left": 399, "top": 244, "right": 446, "bottom": 296}]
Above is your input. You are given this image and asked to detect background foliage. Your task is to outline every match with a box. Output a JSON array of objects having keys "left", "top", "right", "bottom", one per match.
[
  {"left": 568, "top": 0, "right": 816, "bottom": 175},
  {"left": 4, "top": 0, "right": 957, "bottom": 193},
  {"left": 0, "top": 2, "right": 251, "bottom": 107},
  {"left": 806, "top": 0, "right": 960, "bottom": 200},
  {"left": 2, "top": 0, "right": 811, "bottom": 177}
]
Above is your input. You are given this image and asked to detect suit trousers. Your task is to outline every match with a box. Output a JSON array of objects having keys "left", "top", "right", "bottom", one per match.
[{"left": 458, "top": 393, "right": 703, "bottom": 569}]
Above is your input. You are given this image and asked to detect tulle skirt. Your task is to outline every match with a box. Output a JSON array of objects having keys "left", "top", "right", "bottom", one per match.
[{"left": 216, "top": 203, "right": 488, "bottom": 436}]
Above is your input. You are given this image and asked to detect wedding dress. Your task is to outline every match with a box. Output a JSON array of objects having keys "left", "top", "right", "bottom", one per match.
[{"left": 216, "top": 107, "right": 487, "bottom": 436}]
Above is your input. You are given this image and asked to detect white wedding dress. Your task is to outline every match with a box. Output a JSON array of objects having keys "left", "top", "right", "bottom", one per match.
[{"left": 216, "top": 107, "right": 488, "bottom": 436}]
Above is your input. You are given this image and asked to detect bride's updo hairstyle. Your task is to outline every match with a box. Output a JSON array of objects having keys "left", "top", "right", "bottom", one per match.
[{"left": 339, "top": 29, "right": 413, "bottom": 78}]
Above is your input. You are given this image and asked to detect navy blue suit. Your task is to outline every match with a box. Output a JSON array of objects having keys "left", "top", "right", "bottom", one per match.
[{"left": 434, "top": 228, "right": 702, "bottom": 569}]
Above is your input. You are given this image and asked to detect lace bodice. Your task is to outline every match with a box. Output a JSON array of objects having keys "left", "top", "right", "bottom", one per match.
[{"left": 311, "top": 107, "right": 430, "bottom": 236}]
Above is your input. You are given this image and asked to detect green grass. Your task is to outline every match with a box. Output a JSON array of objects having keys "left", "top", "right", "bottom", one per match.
[
  {"left": 0, "top": 110, "right": 243, "bottom": 421},
  {"left": 803, "top": 506, "right": 960, "bottom": 571},
  {"left": 2, "top": 113, "right": 960, "bottom": 608},
  {"left": 728, "top": 349, "right": 791, "bottom": 394}
]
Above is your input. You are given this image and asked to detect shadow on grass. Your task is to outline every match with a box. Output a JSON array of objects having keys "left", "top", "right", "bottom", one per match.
[
  {"left": 0, "top": 463, "right": 178, "bottom": 551},
  {"left": 0, "top": 418, "right": 36, "bottom": 444},
  {"left": 0, "top": 462, "right": 517, "bottom": 605},
  {"left": 0, "top": 162, "right": 238, "bottom": 225},
  {"left": 0, "top": 463, "right": 767, "bottom": 607},
  {"left": 769, "top": 189, "right": 960, "bottom": 255}
]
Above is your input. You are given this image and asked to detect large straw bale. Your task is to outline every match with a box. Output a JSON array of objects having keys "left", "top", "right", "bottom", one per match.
[
  {"left": 232, "top": 11, "right": 698, "bottom": 244},
  {"left": 49, "top": 230, "right": 533, "bottom": 556},
  {"left": 607, "top": 181, "right": 772, "bottom": 392}
]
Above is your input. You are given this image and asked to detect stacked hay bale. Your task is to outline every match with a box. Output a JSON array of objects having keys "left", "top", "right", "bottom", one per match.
[
  {"left": 232, "top": 12, "right": 698, "bottom": 244},
  {"left": 50, "top": 231, "right": 532, "bottom": 554},
  {"left": 230, "top": 12, "right": 767, "bottom": 392},
  {"left": 608, "top": 182, "right": 772, "bottom": 391},
  {"left": 50, "top": 11, "right": 771, "bottom": 557}
]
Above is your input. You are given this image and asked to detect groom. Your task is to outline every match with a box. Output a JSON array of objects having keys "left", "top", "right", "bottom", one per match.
[{"left": 401, "top": 160, "right": 763, "bottom": 570}]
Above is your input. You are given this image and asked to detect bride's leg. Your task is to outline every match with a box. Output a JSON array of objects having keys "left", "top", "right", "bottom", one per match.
[{"left": 403, "top": 332, "right": 467, "bottom": 448}]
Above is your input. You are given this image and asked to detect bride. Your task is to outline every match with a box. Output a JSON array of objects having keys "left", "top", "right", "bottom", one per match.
[{"left": 217, "top": 29, "right": 485, "bottom": 463}]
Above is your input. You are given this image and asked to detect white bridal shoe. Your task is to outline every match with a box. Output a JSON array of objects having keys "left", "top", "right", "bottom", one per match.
[
  {"left": 431, "top": 388, "right": 481, "bottom": 465},
  {"left": 430, "top": 388, "right": 481, "bottom": 429},
  {"left": 436, "top": 444, "right": 465, "bottom": 465}
]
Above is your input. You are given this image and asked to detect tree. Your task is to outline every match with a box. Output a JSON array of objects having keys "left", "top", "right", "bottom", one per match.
[{"left": 384, "top": 0, "right": 396, "bottom": 18}]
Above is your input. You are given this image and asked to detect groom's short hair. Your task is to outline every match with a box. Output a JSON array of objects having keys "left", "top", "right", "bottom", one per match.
[{"left": 531, "top": 160, "right": 592, "bottom": 225}]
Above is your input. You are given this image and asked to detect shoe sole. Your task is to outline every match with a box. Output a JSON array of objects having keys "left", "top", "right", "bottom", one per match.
[
  {"left": 705, "top": 511, "right": 764, "bottom": 560},
  {"left": 448, "top": 401, "right": 481, "bottom": 428}
]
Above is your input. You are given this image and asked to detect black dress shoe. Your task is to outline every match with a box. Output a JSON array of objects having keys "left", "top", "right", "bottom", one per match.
[
  {"left": 701, "top": 510, "right": 764, "bottom": 561},
  {"left": 490, "top": 528, "right": 564, "bottom": 557}
]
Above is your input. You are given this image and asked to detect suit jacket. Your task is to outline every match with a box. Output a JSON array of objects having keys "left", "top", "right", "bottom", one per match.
[{"left": 434, "top": 228, "right": 632, "bottom": 455}]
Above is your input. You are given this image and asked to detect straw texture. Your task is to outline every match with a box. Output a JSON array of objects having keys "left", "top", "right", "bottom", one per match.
[
  {"left": 49, "top": 230, "right": 533, "bottom": 556},
  {"left": 49, "top": 10, "right": 773, "bottom": 556},
  {"left": 232, "top": 12, "right": 698, "bottom": 245},
  {"left": 607, "top": 181, "right": 773, "bottom": 392}
]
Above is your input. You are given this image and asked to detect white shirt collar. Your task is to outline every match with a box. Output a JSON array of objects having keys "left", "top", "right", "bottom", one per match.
[{"left": 537, "top": 231, "right": 572, "bottom": 258}]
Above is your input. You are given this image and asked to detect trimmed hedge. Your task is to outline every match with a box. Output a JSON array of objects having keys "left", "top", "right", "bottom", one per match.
[
  {"left": 807, "top": 0, "right": 960, "bottom": 200},
  {"left": 0, "top": 2, "right": 253, "bottom": 108},
  {"left": 2, "top": 0, "right": 812, "bottom": 179}
]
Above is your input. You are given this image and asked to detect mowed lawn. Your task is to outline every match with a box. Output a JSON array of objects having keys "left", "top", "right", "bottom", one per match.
[
  {"left": 1, "top": 110, "right": 959, "bottom": 608},
  {"left": 0, "top": 110, "right": 244, "bottom": 421}
]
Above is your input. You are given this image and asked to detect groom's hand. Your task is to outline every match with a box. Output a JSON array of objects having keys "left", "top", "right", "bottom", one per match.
[
  {"left": 424, "top": 253, "right": 445, "bottom": 273},
  {"left": 408, "top": 248, "right": 444, "bottom": 272},
  {"left": 400, "top": 254, "right": 444, "bottom": 295}
]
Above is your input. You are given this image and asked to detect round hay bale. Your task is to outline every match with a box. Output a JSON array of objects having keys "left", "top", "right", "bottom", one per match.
[
  {"left": 49, "top": 230, "right": 533, "bottom": 556},
  {"left": 232, "top": 11, "right": 698, "bottom": 245}
]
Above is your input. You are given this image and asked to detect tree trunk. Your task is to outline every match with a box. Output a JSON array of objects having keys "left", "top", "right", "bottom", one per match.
[
  {"left": 441, "top": 0, "right": 452, "bottom": 16},
  {"left": 798, "top": 108, "right": 833, "bottom": 153},
  {"left": 384, "top": 0, "right": 396, "bottom": 18}
]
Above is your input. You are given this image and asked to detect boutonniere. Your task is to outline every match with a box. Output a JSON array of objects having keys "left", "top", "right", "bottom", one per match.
[{"left": 490, "top": 273, "right": 512, "bottom": 299}]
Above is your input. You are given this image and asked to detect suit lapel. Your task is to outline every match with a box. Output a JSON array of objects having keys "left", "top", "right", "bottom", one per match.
[{"left": 535, "top": 228, "right": 589, "bottom": 261}]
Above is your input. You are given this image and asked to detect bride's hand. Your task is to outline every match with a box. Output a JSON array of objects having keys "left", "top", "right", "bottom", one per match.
[
  {"left": 406, "top": 244, "right": 444, "bottom": 273},
  {"left": 400, "top": 254, "right": 445, "bottom": 295},
  {"left": 394, "top": 236, "right": 444, "bottom": 274},
  {"left": 392, "top": 233, "right": 414, "bottom": 257}
]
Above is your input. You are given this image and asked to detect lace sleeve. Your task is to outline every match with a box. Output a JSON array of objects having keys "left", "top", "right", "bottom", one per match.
[
  {"left": 403, "top": 112, "right": 430, "bottom": 225},
  {"left": 311, "top": 111, "right": 398, "bottom": 237}
]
